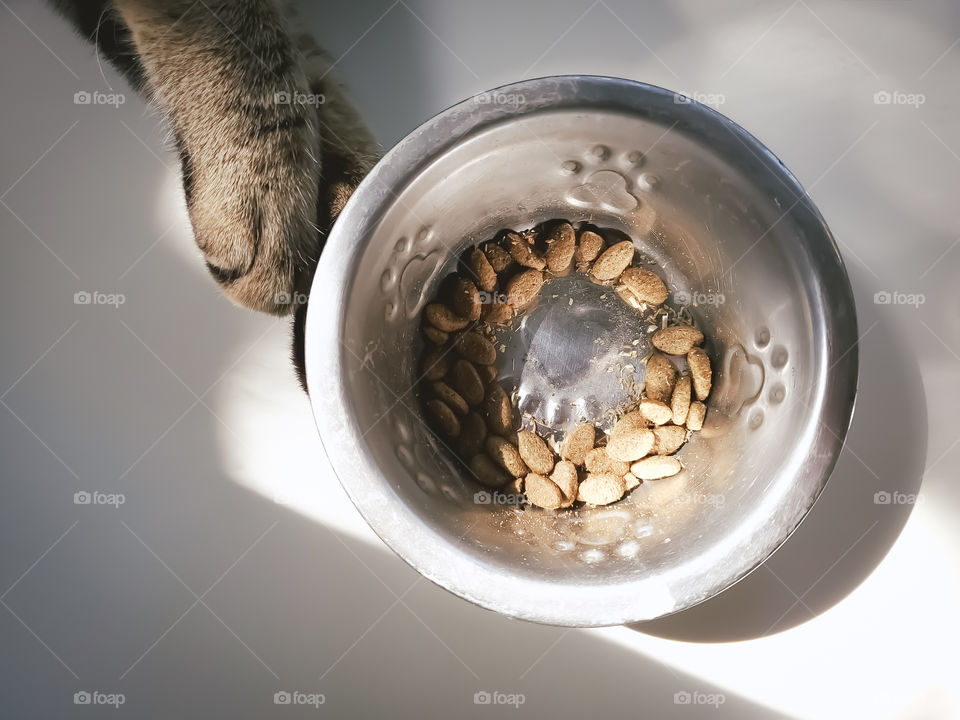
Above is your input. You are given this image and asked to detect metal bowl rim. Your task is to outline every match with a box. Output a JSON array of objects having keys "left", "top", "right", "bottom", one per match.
[{"left": 304, "top": 74, "right": 859, "bottom": 626}]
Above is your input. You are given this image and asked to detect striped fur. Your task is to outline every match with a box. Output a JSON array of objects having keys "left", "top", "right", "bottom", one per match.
[{"left": 53, "top": 0, "right": 379, "bottom": 387}]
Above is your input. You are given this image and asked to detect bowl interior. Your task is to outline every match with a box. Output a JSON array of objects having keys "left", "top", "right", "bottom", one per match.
[{"left": 309, "top": 78, "right": 857, "bottom": 625}]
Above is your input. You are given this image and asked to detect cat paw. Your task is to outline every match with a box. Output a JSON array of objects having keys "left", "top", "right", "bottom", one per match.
[{"left": 176, "top": 97, "right": 321, "bottom": 315}]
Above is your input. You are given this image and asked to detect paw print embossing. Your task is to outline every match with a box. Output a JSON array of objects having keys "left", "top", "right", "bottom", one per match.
[
  {"left": 560, "top": 145, "right": 657, "bottom": 234},
  {"left": 381, "top": 227, "right": 445, "bottom": 321}
]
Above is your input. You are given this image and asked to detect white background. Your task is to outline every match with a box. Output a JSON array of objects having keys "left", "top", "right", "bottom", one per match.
[{"left": 1, "top": 1, "right": 958, "bottom": 718}]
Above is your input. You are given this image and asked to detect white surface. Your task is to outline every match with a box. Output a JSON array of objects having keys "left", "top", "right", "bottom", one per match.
[{"left": 1, "top": 1, "right": 958, "bottom": 718}]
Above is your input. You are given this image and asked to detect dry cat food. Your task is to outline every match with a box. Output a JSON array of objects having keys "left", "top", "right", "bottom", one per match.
[{"left": 417, "top": 221, "right": 713, "bottom": 509}]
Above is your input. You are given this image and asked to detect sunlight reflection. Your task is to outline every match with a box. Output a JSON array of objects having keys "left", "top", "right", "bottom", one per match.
[
  {"left": 598, "top": 507, "right": 960, "bottom": 719},
  {"left": 215, "top": 322, "right": 380, "bottom": 544}
]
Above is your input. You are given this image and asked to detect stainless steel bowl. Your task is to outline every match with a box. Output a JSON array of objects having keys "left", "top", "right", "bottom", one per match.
[{"left": 304, "top": 75, "right": 858, "bottom": 626}]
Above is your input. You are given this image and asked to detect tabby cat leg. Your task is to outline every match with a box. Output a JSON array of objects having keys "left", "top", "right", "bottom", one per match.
[{"left": 114, "top": 0, "right": 323, "bottom": 314}]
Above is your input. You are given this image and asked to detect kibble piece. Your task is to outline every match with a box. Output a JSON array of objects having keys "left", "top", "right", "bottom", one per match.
[
  {"left": 620, "top": 267, "right": 668, "bottom": 306},
  {"left": 576, "top": 230, "right": 604, "bottom": 264},
  {"left": 458, "top": 412, "right": 487, "bottom": 457},
  {"left": 484, "top": 243, "right": 513, "bottom": 273},
  {"left": 577, "top": 473, "right": 626, "bottom": 505},
  {"left": 671, "top": 375, "right": 691, "bottom": 425},
  {"left": 477, "top": 364, "right": 498, "bottom": 384},
  {"left": 560, "top": 423, "right": 596, "bottom": 466},
  {"left": 451, "top": 359, "right": 484, "bottom": 406},
  {"left": 652, "top": 425, "right": 687, "bottom": 455},
  {"left": 550, "top": 460, "right": 579, "bottom": 507},
  {"left": 644, "top": 352, "right": 677, "bottom": 403},
  {"left": 517, "top": 431, "right": 555, "bottom": 475},
  {"left": 430, "top": 381, "right": 468, "bottom": 416},
  {"left": 639, "top": 399, "right": 673, "bottom": 425},
  {"left": 419, "top": 348, "right": 449, "bottom": 381},
  {"left": 470, "top": 453, "right": 510, "bottom": 488},
  {"left": 457, "top": 331, "right": 497, "bottom": 365},
  {"left": 614, "top": 410, "right": 649, "bottom": 432},
  {"left": 686, "top": 401, "right": 706, "bottom": 431},
  {"left": 652, "top": 325, "right": 704, "bottom": 355},
  {"left": 584, "top": 447, "right": 630, "bottom": 477},
  {"left": 623, "top": 472, "right": 641, "bottom": 491},
  {"left": 484, "top": 383, "right": 515, "bottom": 435},
  {"left": 606, "top": 424, "right": 655, "bottom": 462},
  {"left": 688, "top": 347, "right": 712, "bottom": 400},
  {"left": 505, "top": 232, "right": 546, "bottom": 270},
  {"left": 505, "top": 269, "right": 544, "bottom": 308},
  {"left": 630, "top": 456, "right": 682, "bottom": 480},
  {"left": 482, "top": 299, "right": 513, "bottom": 325},
  {"left": 421, "top": 325, "right": 448, "bottom": 345},
  {"left": 449, "top": 276, "right": 482, "bottom": 321},
  {"left": 524, "top": 473, "right": 564, "bottom": 509},
  {"left": 591, "top": 240, "right": 635, "bottom": 281},
  {"left": 425, "top": 303, "right": 469, "bottom": 332},
  {"left": 485, "top": 435, "right": 528, "bottom": 477},
  {"left": 545, "top": 223, "right": 576, "bottom": 273},
  {"left": 426, "top": 399, "right": 460, "bottom": 438},
  {"left": 468, "top": 248, "right": 497, "bottom": 292}
]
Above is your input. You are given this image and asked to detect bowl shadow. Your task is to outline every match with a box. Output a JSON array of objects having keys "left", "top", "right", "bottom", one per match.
[{"left": 630, "top": 265, "right": 927, "bottom": 641}]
